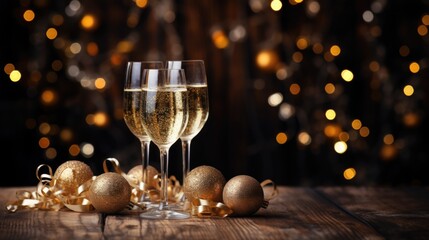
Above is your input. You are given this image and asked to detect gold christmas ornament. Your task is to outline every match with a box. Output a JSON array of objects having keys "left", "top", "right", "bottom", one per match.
[
  {"left": 88, "top": 172, "right": 131, "bottom": 214},
  {"left": 183, "top": 165, "right": 226, "bottom": 202},
  {"left": 223, "top": 175, "right": 264, "bottom": 216},
  {"left": 53, "top": 160, "right": 93, "bottom": 194},
  {"left": 127, "top": 165, "right": 159, "bottom": 189}
]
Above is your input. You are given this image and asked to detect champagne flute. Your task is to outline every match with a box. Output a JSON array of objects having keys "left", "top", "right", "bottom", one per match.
[
  {"left": 123, "top": 61, "right": 163, "bottom": 205},
  {"left": 166, "top": 60, "right": 209, "bottom": 198},
  {"left": 139, "top": 68, "right": 190, "bottom": 219}
]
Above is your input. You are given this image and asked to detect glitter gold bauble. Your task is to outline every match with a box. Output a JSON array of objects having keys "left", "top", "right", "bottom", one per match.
[
  {"left": 127, "top": 165, "right": 159, "bottom": 189},
  {"left": 223, "top": 175, "right": 264, "bottom": 216},
  {"left": 183, "top": 165, "right": 226, "bottom": 202},
  {"left": 88, "top": 172, "right": 131, "bottom": 214},
  {"left": 53, "top": 160, "right": 93, "bottom": 194}
]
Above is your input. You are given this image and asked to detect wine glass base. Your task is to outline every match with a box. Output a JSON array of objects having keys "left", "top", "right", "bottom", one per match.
[{"left": 139, "top": 207, "right": 190, "bottom": 220}]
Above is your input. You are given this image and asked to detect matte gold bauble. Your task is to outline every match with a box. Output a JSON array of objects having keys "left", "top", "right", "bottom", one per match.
[
  {"left": 223, "top": 175, "right": 264, "bottom": 216},
  {"left": 127, "top": 165, "right": 159, "bottom": 189},
  {"left": 54, "top": 160, "right": 93, "bottom": 194},
  {"left": 183, "top": 165, "right": 226, "bottom": 202},
  {"left": 88, "top": 172, "right": 131, "bottom": 214}
]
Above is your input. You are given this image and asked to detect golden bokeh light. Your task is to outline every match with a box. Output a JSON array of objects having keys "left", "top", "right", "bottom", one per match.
[
  {"left": 271, "top": 0, "right": 283, "bottom": 11},
  {"left": 324, "top": 124, "right": 342, "bottom": 138},
  {"left": 256, "top": 50, "right": 279, "bottom": 71},
  {"left": 334, "top": 141, "right": 347, "bottom": 154},
  {"left": 330, "top": 45, "right": 341, "bottom": 56},
  {"left": 9, "top": 70, "right": 21, "bottom": 82},
  {"left": 369, "top": 61, "right": 380, "bottom": 72},
  {"left": 289, "top": 0, "right": 303, "bottom": 5},
  {"left": 81, "top": 14, "right": 97, "bottom": 30},
  {"left": 81, "top": 143, "right": 95, "bottom": 157},
  {"left": 403, "top": 85, "right": 414, "bottom": 96},
  {"left": 86, "top": 114, "right": 94, "bottom": 125},
  {"left": 23, "top": 9, "right": 35, "bottom": 22},
  {"left": 87, "top": 42, "right": 99, "bottom": 56},
  {"left": 110, "top": 53, "right": 123, "bottom": 66},
  {"left": 136, "top": 0, "right": 148, "bottom": 8},
  {"left": 4, "top": 63, "right": 15, "bottom": 74},
  {"left": 69, "top": 144, "right": 80, "bottom": 157},
  {"left": 60, "top": 128, "right": 73, "bottom": 142},
  {"left": 38, "top": 137, "right": 50, "bottom": 149},
  {"left": 324, "top": 83, "right": 335, "bottom": 94},
  {"left": 383, "top": 134, "right": 394, "bottom": 145},
  {"left": 95, "top": 77, "right": 107, "bottom": 90},
  {"left": 343, "top": 168, "right": 356, "bottom": 180},
  {"left": 292, "top": 51, "right": 303, "bottom": 63},
  {"left": 351, "top": 119, "right": 362, "bottom": 130},
  {"left": 39, "top": 122, "right": 51, "bottom": 135},
  {"left": 70, "top": 42, "right": 82, "bottom": 54},
  {"left": 93, "top": 112, "right": 109, "bottom": 127},
  {"left": 296, "top": 37, "right": 309, "bottom": 50},
  {"left": 359, "top": 126, "right": 370, "bottom": 137},
  {"left": 41, "top": 89, "right": 57, "bottom": 105},
  {"left": 312, "top": 43, "right": 324, "bottom": 54},
  {"left": 325, "top": 109, "right": 336, "bottom": 120},
  {"left": 289, "top": 83, "right": 301, "bottom": 95},
  {"left": 268, "top": 92, "right": 283, "bottom": 107},
  {"left": 380, "top": 144, "right": 397, "bottom": 161},
  {"left": 212, "top": 30, "right": 229, "bottom": 49},
  {"left": 417, "top": 25, "right": 428, "bottom": 36},
  {"left": 46, "top": 28, "right": 58, "bottom": 40},
  {"left": 298, "top": 132, "right": 311, "bottom": 146},
  {"left": 339, "top": 132, "right": 350, "bottom": 142},
  {"left": 45, "top": 148, "right": 57, "bottom": 160},
  {"left": 403, "top": 112, "right": 420, "bottom": 127},
  {"left": 276, "top": 132, "right": 288, "bottom": 144},
  {"left": 409, "top": 62, "right": 420, "bottom": 73},
  {"left": 341, "top": 69, "right": 354, "bottom": 82},
  {"left": 422, "top": 14, "right": 429, "bottom": 25}
]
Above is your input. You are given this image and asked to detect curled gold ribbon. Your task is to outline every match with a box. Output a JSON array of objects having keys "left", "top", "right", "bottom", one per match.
[
  {"left": 260, "top": 179, "right": 278, "bottom": 209},
  {"left": 190, "top": 198, "right": 233, "bottom": 218}
]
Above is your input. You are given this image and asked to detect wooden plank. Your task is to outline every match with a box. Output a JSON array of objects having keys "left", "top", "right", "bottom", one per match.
[
  {"left": 317, "top": 187, "right": 429, "bottom": 240},
  {"left": 0, "top": 187, "right": 103, "bottom": 239},
  {"left": 104, "top": 187, "right": 383, "bottom": 239}
]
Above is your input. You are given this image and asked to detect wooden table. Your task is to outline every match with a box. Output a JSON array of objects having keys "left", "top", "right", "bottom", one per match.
[{"left": 1, "top": 186, "right": 429, "bottom": 239}]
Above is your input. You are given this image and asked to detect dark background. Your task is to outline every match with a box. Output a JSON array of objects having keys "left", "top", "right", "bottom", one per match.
[{"left": 1, "top": 0, "right": 428, "bottom": 187}]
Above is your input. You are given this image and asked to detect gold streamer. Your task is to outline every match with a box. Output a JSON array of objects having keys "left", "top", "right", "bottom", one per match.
[
  {"left": 260, "top": 179, "right": 278, "bottom": 209},
  {"left": 190, "top": 198, "right": 233, "bottom": 218}
]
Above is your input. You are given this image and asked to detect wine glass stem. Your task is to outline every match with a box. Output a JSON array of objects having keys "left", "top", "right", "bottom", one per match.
[
  {"left": 181, "top": 139, "right": 192, "bottom": 182},
  {"left": 140, "top": 140, "right": 150, "bottom": 192},
  {"left": 158, "top": 147, "right": 170, "bottom": 211}
]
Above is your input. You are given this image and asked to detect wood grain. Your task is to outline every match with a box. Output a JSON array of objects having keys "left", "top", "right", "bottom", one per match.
[
  {"left": 317, "top": 187, "right": 429, "bottom": 240},
  {"left": 1, "top": 186, "right": 429, "bottom": 239},
  {"left": 0, "top": 187, "right": 103, "bottom": 239},
  {"left": 103, "top": 187, "right": 383, "bottom": 239}
]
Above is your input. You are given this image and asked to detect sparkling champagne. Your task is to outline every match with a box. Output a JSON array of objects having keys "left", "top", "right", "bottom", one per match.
[
  {"left": 123, "top": 89, "right": 150, "bottom": 141},
  {"left": 180, "top": 85, "right": 209, "bottom": 140},
  {"left": 141, "top": 87, "right": 188, "bottom": 148}
]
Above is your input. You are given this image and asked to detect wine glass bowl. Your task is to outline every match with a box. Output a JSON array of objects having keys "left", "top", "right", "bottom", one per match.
[
  {"left": 139, "top": 68, "right": 190, "bottom": 219},
  {"left": 166, "top": 60, "right": 209, "bottom": 198},
  {"left": 123, "top": 61, "right": 163, "bottom": 205}
]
